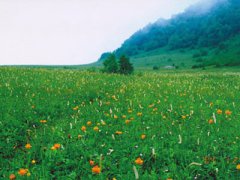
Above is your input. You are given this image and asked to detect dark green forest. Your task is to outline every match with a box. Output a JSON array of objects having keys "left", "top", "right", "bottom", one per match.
[{"left": 99, "top": 0, "right": 240, "bottom": 68}]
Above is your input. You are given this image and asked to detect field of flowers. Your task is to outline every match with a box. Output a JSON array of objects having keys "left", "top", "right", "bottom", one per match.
[{"left": 0, "top": 67, "right": 240, "bottom": 179}]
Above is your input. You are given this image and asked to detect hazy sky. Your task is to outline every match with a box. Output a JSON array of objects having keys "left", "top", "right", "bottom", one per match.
[{"left": 0, "top": 0, "right": 201, "bottom": 65}]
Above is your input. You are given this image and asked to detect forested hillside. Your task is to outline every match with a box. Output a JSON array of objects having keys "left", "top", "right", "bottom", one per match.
[{"left": 99, "top": 0, "right": 240, "bottom": 68}]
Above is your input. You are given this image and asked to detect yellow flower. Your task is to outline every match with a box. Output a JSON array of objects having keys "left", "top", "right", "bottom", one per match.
[
  {"left": 18, "top": 168, "right": 28, "bottom": 176},
  {"left": 51, "top": 146, "right": 56, "bottom": 150},
  {"left": 92, "top": 165, "right": 101, "bottom": 174},
  {"left": 217, "top": 109, "right": 222, "bottom": 114},
  {"left": 225, "top": 110, "right": 232, "bottom": 115},
  {"left": 25, "top": 143, "right": 32, "bottom": 149},
  {"left": 31, "top": 159, "right": 36, "bottom": 164},
  {"left": 135, "top": 157, "right": 143, "bottom": 165},
  {"left": 137, "top": 112, "right": 142, "bottom": 116},
  {"left": 115, "top": 131, "right": 123, "bottom": 135},
  {"left": 78, "top": 135, "right": 82, "bottom": 139},
  {"left": 87, "top": 121, "right": 92, "bottom": 126},
  {"left": 93, "top": 126, "right": 99, "bottom": 132},
  {"left": 128, "top": 109, "right": 132, "bottom": 113},
  {"left": 114, "top": 115, "right": 118, "bottom": 119},
  {"left": 236, "top": 164, "right": 240, "bottom": 170},
  {"left": 81, "top": 126, "right": 86, "bottom": 132},
  {"left": 40, "top": 120, "right": 47, "bottom": 123},
  {"left": 122, "top": 115, "right": 126, "bottom": 119}
]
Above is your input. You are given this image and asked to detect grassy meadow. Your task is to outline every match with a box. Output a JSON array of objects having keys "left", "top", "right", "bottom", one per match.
[{"left": 0, "top": 67, "right": 240, "bottom": 179}]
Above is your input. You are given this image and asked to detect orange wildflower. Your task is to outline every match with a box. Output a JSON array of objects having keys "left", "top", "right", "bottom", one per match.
[
  {"left": 148, "top": 104, "right": 154, "bottom": 108},
  {"left": 135, "top": 157, "right": 144, "bottom": 165},
  {"left": 9, "top": 174, "right": 16, "bottom": 180},
  {"left": 153, "top": 108, "right": 158, "bottom": 112},
  {"left": 92, "top": 165, "right": 101, "bottom": 174},
  {"left": 78, "top": 135, "right": 82, "bottom": 139},
  {"left": 208, "top": 119, "right": 214, "bottom": 124},
  {"left": 25, "top": 143, "right": 32, "bottom": 149},
  {"left": 125, "top": 120, "right": 131, "bottom": 124},
  {"left": 225, "top": 110, "right": 232, "bottom": 115},
  {"left": 81, "top": 126, "right": 86, "bottom": 132},
  {"left": 101, "top": 120, "right": 106, "bottom": 125},
  {"left": 181, "top": 115, "right": 186, "bottom": 119},
  {"left": 54, "top": 143, "right": 61, "bottom": 149},
  {"left": 89, "top": 160, "right": 95, "bottom": 166},
  {"left": 40, "top": 120, "right": 47, "bottom": 123},
  {"left": 236, "top": 164, "right": 240, "bottom": 170},
  {"left": 18, "top": 168, "right": 28, "bottom": 176},
  {"left": 87, "top": 121, "right": 92, "bottom": 126},
  {"left": 115, "top": 131, "right": 123, "bottom": 135},
  {"left": 93, "top": 126, "right": 99, "bottom": 132},
  {"left": 217, "top": 109, "right": 222, "bottom": 114},
  {"left": 141, "top": 134, "right": 146, "bottom": 140},
  {"left": 114, "top": 115, "right": 118, "bottom": 119},
  {"left": 73, "top": 106, "right": 79, "bottom": 110}
]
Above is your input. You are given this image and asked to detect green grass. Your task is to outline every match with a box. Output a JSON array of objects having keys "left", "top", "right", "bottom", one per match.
[{"left": 1, "top": 67, "right": 240, "bottom": 179}]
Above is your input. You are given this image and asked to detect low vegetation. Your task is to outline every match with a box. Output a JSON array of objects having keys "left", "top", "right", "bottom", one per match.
[{"left": 1, "top": 67, "right": 240, "bottom": 179}]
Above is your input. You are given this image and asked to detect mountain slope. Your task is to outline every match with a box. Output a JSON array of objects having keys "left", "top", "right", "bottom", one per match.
[{"left": 99, "top": 0, "right": 240, "bottom": 68}]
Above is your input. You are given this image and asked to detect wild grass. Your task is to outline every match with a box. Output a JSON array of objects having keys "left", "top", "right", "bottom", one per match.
[{"left": 0, "top": 67, "right": 240, "bottom": 179}]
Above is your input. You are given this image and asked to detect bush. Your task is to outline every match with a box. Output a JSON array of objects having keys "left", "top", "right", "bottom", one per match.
[{"left": 153, "top": 66, "right": 159, "bottom": 70}]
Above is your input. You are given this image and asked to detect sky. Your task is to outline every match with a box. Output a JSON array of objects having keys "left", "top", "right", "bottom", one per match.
[{"left": 0, "top": 0, "right": 201, "bottom": 65}]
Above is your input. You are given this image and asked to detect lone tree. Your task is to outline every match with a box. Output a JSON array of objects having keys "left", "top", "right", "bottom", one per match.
[
  {"left": 103, "top": 53, "right": 118, "bottom": 73},
  {"left": 118, "top": 55, "right": 134, "bottom": 75}
]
